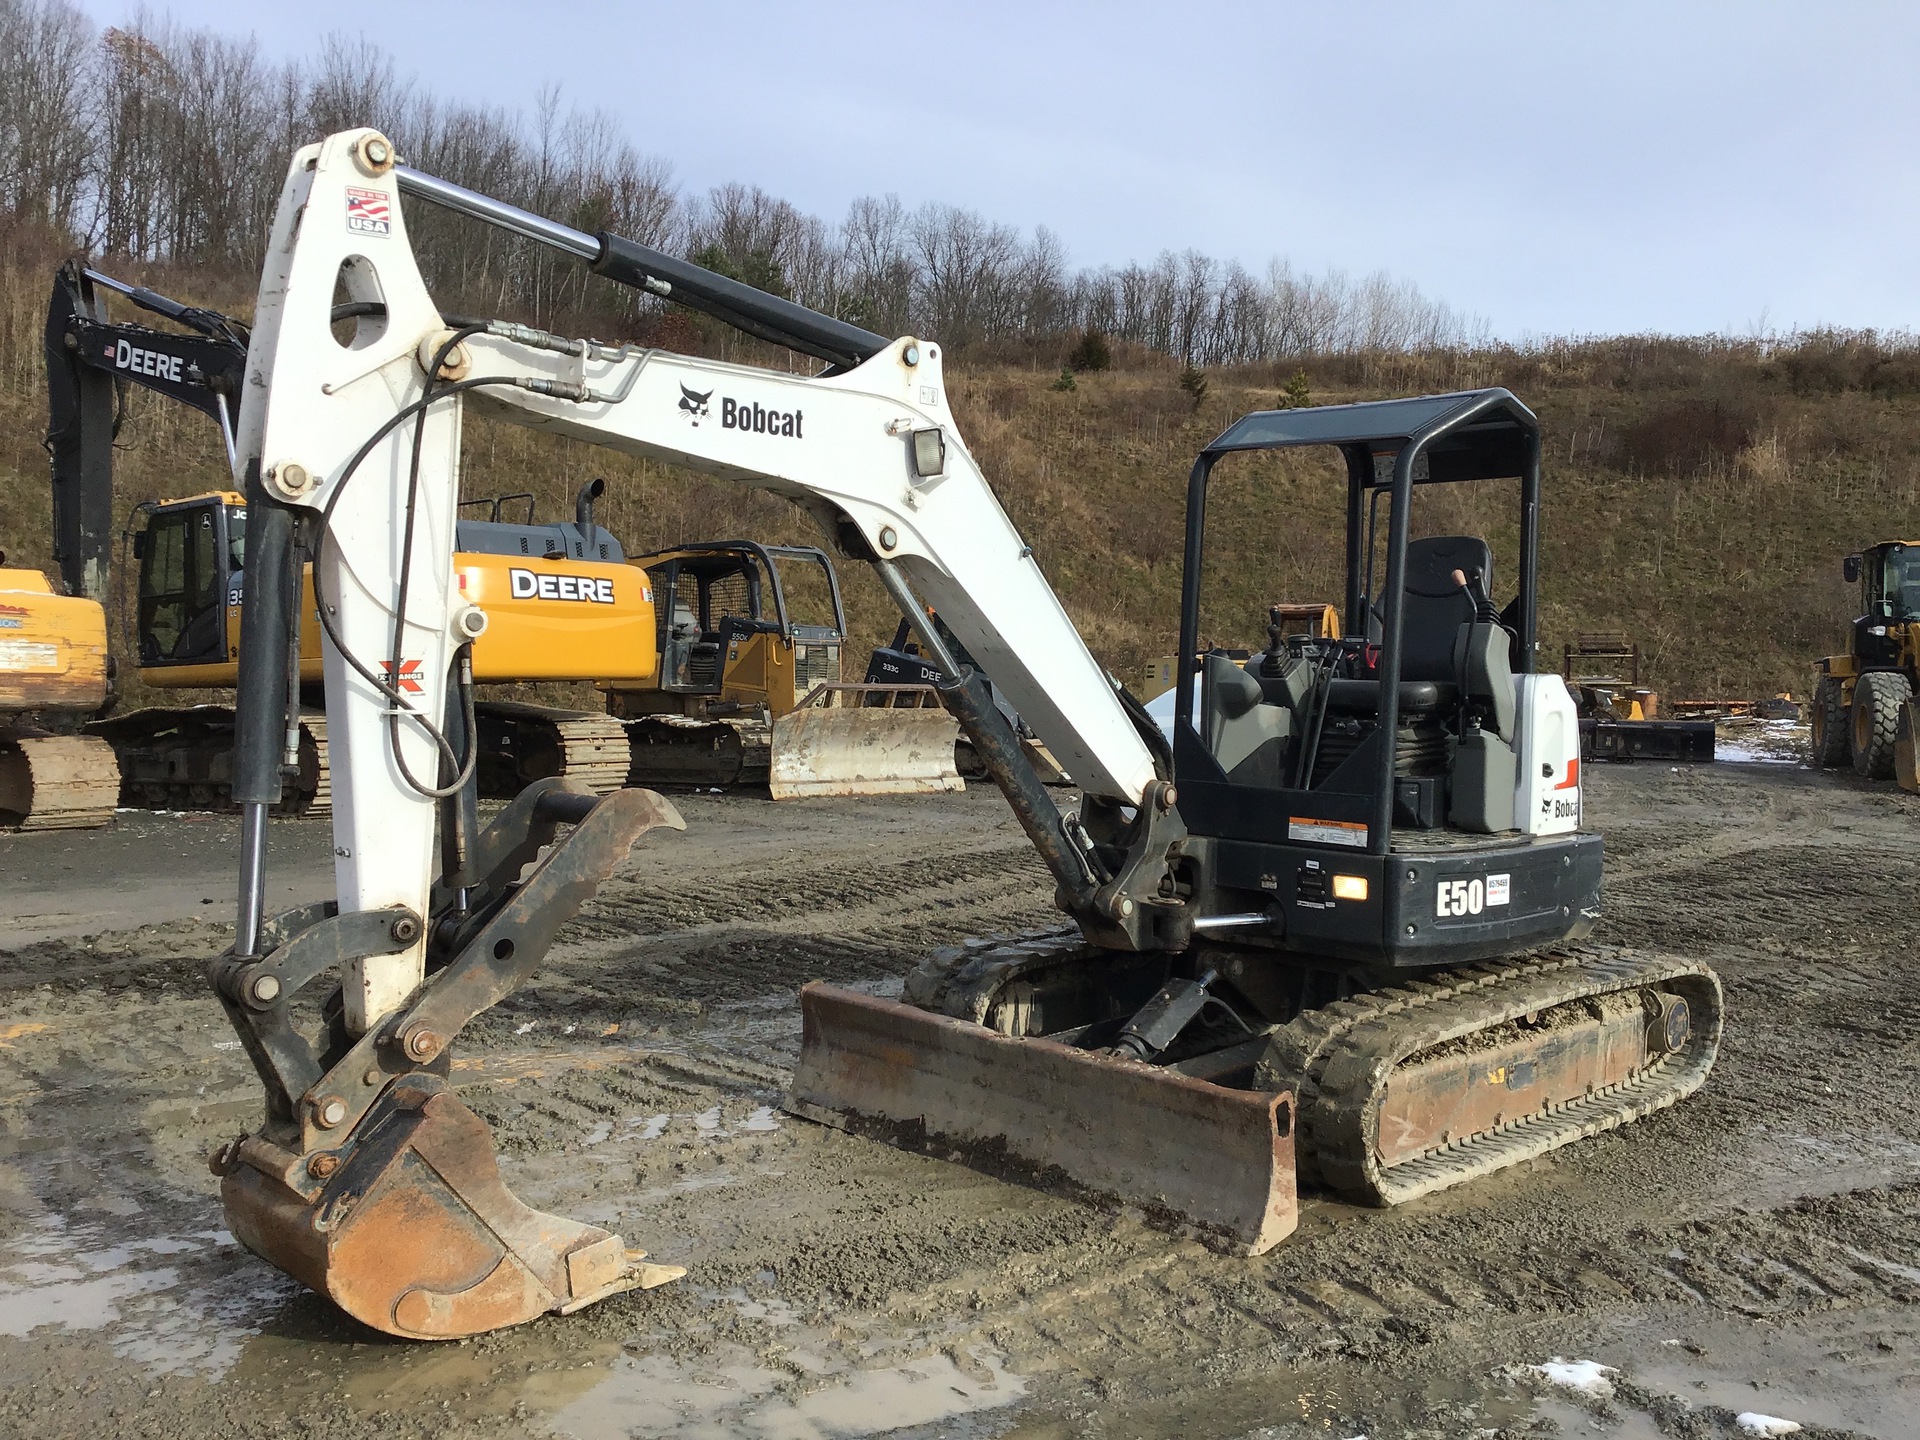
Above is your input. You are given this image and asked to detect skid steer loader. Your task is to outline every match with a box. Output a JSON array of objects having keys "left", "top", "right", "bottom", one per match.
[
  {"left": 1812, "top": 542, "right": 1920, "bottom": 786},
  {"left": 207, "top": 129, "right": 1720, "bottom": 1340}
]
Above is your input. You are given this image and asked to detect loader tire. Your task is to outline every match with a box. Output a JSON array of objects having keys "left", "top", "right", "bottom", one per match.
[
  {"left": 1850, "top": 671, "right": 1910, "bottom": 779},
  {"left": 1810, "top": 677, "right": 1850, "bottom": 768}
]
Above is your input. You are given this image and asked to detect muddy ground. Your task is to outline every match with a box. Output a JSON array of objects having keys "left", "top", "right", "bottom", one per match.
[{"left": 1, "top": 750, "right": 1918, "bottom": 1439}]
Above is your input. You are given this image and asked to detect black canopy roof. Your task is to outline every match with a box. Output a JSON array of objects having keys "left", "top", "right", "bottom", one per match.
[{"left": 1202, "top": 388, "right": 1538, "bottom": 486}]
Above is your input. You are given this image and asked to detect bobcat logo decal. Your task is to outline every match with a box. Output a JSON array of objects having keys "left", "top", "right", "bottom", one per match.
[{"left": 678, "top": 383, "right": 713, "bottom": 425}]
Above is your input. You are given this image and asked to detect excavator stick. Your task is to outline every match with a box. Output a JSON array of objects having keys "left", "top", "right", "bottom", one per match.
[
  {"left": 789, "top": 983, "right": 1298, "bottom": 1254},
  {"left": 213, "top": 783, "right": 687, "bottom": 1338},
  {"left": 768, "top": 683, "right": 964, "bottom": 800}
]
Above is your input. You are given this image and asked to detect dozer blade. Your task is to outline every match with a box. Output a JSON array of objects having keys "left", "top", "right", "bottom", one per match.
[
  {"left": 222, "top": 1079, "right": 683, "bottom": 1339},
  {"left": 788, "top": 983, "right": 1297, "bottom": 1254},
  {"left": 768, "top": 685, "right": 964, "bottom": 800}
]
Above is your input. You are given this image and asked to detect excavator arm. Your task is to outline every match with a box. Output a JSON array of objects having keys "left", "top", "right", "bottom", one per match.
[
  {"left": 212, "top": 128, "right": 1179, "bottom": 1338},
  {"left": 44, "top": 263, "right": 251, "bottom": 606},
  {"left": 238, "top": 130, "right": 1174, "bottom": 961}
]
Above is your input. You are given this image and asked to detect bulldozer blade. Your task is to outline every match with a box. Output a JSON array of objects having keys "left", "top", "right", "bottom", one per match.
[
  {"left": 787, "top": 982, "right": 1297, "bottom": 1254},
  {"left": 222, "top": 1076, "right": 683, "bottom": 1339},
  {"left": 768, "top": 704, "right": 963, "bottom": 800}
]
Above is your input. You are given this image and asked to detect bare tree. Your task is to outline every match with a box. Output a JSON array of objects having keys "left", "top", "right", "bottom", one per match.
[{"left": 0, "top": 5, "right": 1487, "bottom": 365}]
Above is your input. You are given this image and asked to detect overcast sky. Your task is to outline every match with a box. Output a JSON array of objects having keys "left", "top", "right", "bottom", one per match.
[{"left": 73, "top": 0, "right": 1920, "bottom": 340}]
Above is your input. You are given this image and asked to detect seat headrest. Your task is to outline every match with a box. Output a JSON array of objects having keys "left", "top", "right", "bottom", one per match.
[{"left": 1404, "top": 536, "right": 1493, "bottom": 599}]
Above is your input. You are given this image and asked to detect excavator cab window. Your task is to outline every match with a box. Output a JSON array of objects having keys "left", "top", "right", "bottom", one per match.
[
  {"left": 225, "top": 507, "right": 246, "bottom": 574},
  {"left": 765, "top": 548, "right": 848, "bottom": 702},
  {"left": 137, "top": 502, "right": 230, "bottom": 667}
]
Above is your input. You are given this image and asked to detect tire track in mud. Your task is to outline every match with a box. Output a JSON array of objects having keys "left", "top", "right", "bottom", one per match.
[
  {"left": 502, "top": 839, "right": 1060, "bottom": 1026},
  {"left": 568, "top": 838, "right": 1048, "bottom": 940}
]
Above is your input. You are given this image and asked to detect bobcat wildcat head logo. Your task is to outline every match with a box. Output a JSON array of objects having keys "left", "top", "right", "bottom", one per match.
[{"left": 678, "top": 384, "right": 713, "bottom": 425}]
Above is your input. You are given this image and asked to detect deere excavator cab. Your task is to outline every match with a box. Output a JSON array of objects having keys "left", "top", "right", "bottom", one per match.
[{"left": 133, "top": 494, "right": 245, "bottom": 673}]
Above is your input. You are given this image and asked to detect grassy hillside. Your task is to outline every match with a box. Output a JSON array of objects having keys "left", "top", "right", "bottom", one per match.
[{"left": 7, "top": 230, "right": 1919, "bottom": 705}]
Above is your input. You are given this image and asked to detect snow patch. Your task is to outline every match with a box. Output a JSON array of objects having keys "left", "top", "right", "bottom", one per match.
[
  {"left": 1735, "top": 1415, "right": 1801, "bottom": 1438},
  {"left": 1529, "top": 1358, "right": 1616, "bottom": 1397}
]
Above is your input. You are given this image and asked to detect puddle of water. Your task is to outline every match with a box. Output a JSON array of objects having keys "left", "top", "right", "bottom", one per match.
[
  {"left": 548, "top": 1343, "right": 1025, "bottom": 1440},
  {"left": 0, "top": 1210, "right": 299, "bottom": 1376},
  {"left": 1081, "top": 1364, "right": 1534, "bottom": 1440},
  {"left": 1532, "top": 1395, "right": 1667, "bottom": 1439}
]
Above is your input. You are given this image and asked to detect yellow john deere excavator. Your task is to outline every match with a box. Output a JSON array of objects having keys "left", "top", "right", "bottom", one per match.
[
  {"left": 0, "top": 558, "right": 120, "bottom": 828},
  {"left": 200, "top": 131, "right": 1722, "bottom": 1339},
  {"left": 46, "top": 264, "right": 950, "bottom": 809}
]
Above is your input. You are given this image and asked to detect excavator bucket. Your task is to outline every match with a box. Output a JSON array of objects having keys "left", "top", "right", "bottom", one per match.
[
  {"left": 221, "top": 1080, "right": 683, "bottom": 1339},
  {"left": 213, "top": 785, "right": 690, "bottom": 1339},
  {"left": 768, "top": 684, "right": 964, "bottom": 800},
  {"left": 788, "top": 983, "right": 1298, "bottom": 1254}
]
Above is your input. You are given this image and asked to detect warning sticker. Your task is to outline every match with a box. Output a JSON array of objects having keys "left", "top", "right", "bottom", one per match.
[
  {"left": 0, "top": 640, "right": 60, "bottom": 672},
  {"left": 345, "top": 186, "right": 391, "bottom": 236},
  {"left": 1288, "top": 816, "right": 1368, "bottom": 848}
]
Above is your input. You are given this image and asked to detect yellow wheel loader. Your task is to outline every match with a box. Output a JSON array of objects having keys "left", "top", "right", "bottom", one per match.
[
  {"left": 200, "top": 132, "right": 1720, "bottom": 1340},
  {"left": 612, "top": 541, "right": 961, "bottom": 796},
  {"left": 1811, "top": 542, "right": 1920, "bottom": 784}
]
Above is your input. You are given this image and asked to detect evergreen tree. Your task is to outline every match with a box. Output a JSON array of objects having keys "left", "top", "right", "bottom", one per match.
[{"left": 1067, "top": 330, "right": 1113, "bottom": 373}]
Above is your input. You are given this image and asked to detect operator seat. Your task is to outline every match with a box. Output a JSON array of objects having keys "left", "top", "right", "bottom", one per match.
[{"left": 1399, "top": 536, "right": 1491, "bottom": 681}]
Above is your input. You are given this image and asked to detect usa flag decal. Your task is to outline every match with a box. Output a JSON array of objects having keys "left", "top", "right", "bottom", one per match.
[{"left": 345, "top": 186, "right": 391, "bottom": 236}]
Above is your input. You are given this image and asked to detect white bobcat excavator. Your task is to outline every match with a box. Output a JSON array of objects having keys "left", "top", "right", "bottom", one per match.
[{"left": 212, "top": 128, "right": 1722, "bottom": 1340}]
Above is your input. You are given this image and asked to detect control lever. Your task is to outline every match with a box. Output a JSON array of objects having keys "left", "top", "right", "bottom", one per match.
[{"left": 1451, "top": 566, "right": 1503, "bottom": 626}]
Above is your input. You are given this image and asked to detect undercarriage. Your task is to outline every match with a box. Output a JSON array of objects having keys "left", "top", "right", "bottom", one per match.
[{"left": 793, "top": 927, "right": 1721, "bottom": 1249}]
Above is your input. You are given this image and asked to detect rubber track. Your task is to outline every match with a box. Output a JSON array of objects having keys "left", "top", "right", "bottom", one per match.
[
  {"left": 1261, "top": 944, "right": 1723, "bottom": 1206},
  {"left": 904, "top": 925, "right": 1087, "bottom": 1023},
  {"left": 907, "top": 934, "right": 1722, "bottom": 1211}
]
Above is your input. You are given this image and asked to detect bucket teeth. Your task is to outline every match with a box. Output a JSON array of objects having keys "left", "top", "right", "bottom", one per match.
[{"left": 223, "top": 1078, "right": 677, "bottom": 1339}]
